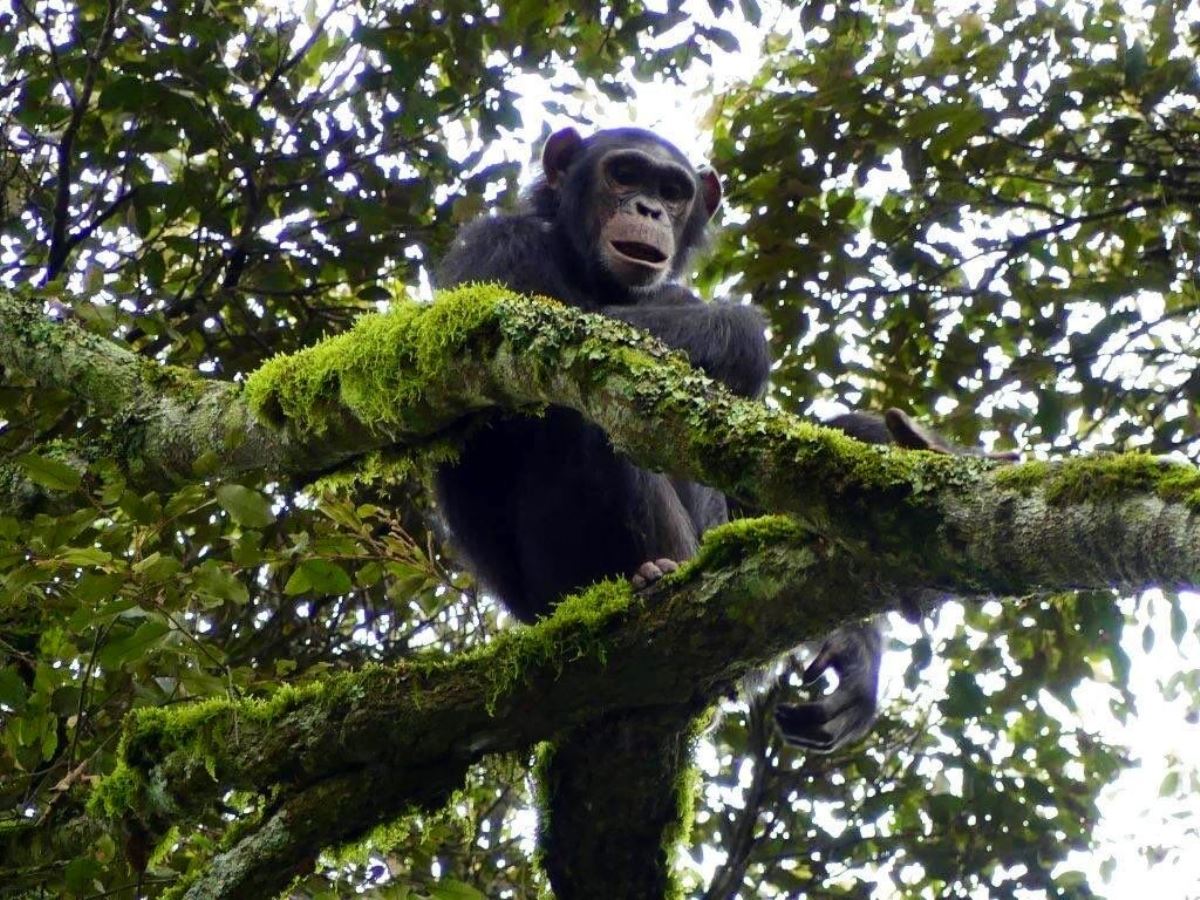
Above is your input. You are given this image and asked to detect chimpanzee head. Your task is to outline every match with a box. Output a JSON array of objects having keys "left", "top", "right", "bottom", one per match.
[{"left": 531, "top": 127, "right": 722, "bottom": 292}]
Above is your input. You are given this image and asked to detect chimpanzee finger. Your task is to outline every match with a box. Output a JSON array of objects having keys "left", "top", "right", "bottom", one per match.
[
  {"left": 801, "top": 643, "right": 839, "bottom": 686},
  {"left": 883, "top": 408, "right": 950, "bottom": 452}
]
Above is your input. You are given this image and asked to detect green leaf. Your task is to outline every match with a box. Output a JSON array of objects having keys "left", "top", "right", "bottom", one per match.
[
  {"left": 356, "top": 561, "right": 384, "bottom": 587},
  {"left": 16, "top": 454, "right": 82, "bottom": 491},
  {"left": 64, "top": 857, "right": 101, "bottom": 894},
  {"left": 1055, "top": 871, "right": 1088, "bottom": 889},
  {"left": 0, "top": 668, "right": 28, "bottom": 710},
  {"left": 1160, "top": 769, "right": 1180, "bottom": 797},
  {"left": 51, "top": 685, "right": 82, "bottom": 716},
  {"left": 57, "top": 547, "right": 113, "bottom": 568},
  {"left": 133, "top": 552, "right": 182, "bottom": 584},
  {"left": 285, "top": 560, "right": 352, "bottom": 596},
  {"left": 1124, "top": 40, "right": 1147, "bottom": 89},
  {"left": 283, "top": 566, "right": 311, "bottom": 596},
  {"left": 98, "top": 75, "right": 147, "bottom": 110},
  {"left": 193, "top": 561, "right": 249, "bottom": 605},
  {"left": 98, "top": 620, "right": 171, "bottom": 669},
  {"left": 216, "top": 484, "right": 276, "bottom": 528},
  {"left": 192, "top": 450, "right": 222, "bottom": 477},
  {"left": 1169, "top": 594, "right": 1186, "bottom": 646}
]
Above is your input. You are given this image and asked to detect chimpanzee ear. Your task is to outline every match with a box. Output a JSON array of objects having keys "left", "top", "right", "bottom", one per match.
[
  {"left": 542, "top": 127, "right": 584, "bottom": 187},
  {"left": 698, "top": 167, "right": 722, "bottom": 220}
]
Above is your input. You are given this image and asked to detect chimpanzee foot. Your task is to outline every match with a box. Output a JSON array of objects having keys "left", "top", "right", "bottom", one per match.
[{"left": 630, "top": 558, "right": 679, "bottom": 590}]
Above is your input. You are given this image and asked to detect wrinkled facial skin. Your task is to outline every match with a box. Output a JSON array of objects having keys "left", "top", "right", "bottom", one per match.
[
  {"left": 593, "top": 148, "right": 697, "bottom": 289},
  {"left": 540, "top": 127, "right": 723, "bottom": 295}
]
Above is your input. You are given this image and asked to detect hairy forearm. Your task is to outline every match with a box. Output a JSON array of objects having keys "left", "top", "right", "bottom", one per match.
[{"left": 602, "top": 301, "right": 770, "bottom": 396}]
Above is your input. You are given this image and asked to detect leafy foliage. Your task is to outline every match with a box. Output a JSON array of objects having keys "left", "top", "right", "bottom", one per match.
[
  {"left": 1, "top": 0, "right": 1198, "bottom": 898},
  {"left": 707, "top": 1, "right": 1200, "bottom": 457}
]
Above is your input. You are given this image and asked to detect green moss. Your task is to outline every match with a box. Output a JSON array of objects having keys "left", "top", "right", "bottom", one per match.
[
  {"left": 530, "top": 740, "right": 556, "bottom": 874},
  {"left": 478, "top": 578, "right": 636, "bottom": 710},
  {"left": 327, "top": 808, "right": 420, "bottom": 868},
  {"left": 1047, "top": 455, "right": 1161, "bottom": 504},
  {"left": 661, "top": 750, "right": 699, "bottom": 900},
  {"left": 682, "top": 515, "right": 805, "bottom": 575},
  {"left": 87, "top": 759, "right": 144, "bottom": 820},
  {"left": 92, "top": 580, "right": 636, "bottom": 830},
  {"left": 994, "top": 453, "right": 1200, "bottom": 509},
  {"left": 91, "top": 678, "right": 337, "bottom": 822},
  {"left": 239, "top": 281, "right": 985, "bottom": 545},
  {"left": 310, "top": 440, "right": 460, "bottom": 497},
  {"left": 992, "top": 459, "right": 1054, "bottom": 493},
  {"left": 1159, "top": 465, "right": 1200, "bottom": 509},
  {"left": 137, "top": 358, "right": 212, "bottom": 407},
  {"left": 687, "top": 402, "right": 983, "bottom": 536},
  {"left": 244, "top": 284, "right": 510, "bottom": 436}
]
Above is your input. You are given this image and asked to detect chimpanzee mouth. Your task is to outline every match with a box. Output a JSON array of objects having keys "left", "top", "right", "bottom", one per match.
[{"left": 611, "top": 241, "right": 669, "bottom": 266}]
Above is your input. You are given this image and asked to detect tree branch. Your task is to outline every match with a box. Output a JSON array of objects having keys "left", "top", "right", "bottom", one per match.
[
  {"left": 537, "top": 704, "right": 703, "bottom": 900},
  {"left": 5, "top": 283, "right": 1200, "bottom": 895},
  {"left": 43, "top": 0, "right": 123, "bottom": 282},
  {"left": 81, "top": 521, "right": 909, "bottom": 897},
  {"left": 4, "top": 283, "right": 1200, "bottom": 590}
]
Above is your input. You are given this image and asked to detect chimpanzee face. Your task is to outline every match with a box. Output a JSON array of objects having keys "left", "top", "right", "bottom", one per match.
[{"left": 541, "top": 127, "right": 722, "bottom": 290}]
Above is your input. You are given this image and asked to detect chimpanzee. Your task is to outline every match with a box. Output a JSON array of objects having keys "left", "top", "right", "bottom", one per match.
[{"left": 435, "top": 127, "right": 943, "bottom": 753}]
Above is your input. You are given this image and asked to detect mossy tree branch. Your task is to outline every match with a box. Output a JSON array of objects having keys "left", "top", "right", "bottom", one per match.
[
  {"left": 73, "top": 519, "right": 966, "bottom": 897},
  {"left": 4, "top": 285, "right": 1199, "bottom": 595},
  {"left": 0, "top": 293, "right": 353, "bottom": 510},
  {"left": 88, "top": 500, "right": 1200, "bottom": 898},
  {"left": 5, "top": 285, "right": 1200, "bottom": 897}
]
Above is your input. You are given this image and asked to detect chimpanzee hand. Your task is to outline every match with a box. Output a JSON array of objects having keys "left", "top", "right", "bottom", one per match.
[
  {"left": 630, "top": 558, "right": 679, "bottom": 590},
  {"left": 773, "top": 622, "right": 882, "bottom": 753}
]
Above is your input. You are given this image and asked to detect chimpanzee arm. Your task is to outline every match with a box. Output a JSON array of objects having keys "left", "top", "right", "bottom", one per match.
[
  {"left": 774, "top": 410, "right": 1014, "bottom": 752},
  {"left": 602, "top": 300, "right": 770, "bottom": 399},
  {"left": 831, "top": 409, "right": 1020, "bottom": 460},
  {"left": 437, "top": 215, "right": 581, "bottom": 303},
  {"left": 768, "top": 414, "right": 896, "bottom": 752}
]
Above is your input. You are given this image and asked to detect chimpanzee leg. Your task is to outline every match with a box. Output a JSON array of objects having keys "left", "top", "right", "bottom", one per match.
[{"left": 508, "top": 411, "right": 699, "bottom": 617}]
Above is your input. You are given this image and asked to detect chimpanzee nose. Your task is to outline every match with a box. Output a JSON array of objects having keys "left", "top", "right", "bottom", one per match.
[{"left": 635, "top": 199, "right": 662, "bottom": 220}]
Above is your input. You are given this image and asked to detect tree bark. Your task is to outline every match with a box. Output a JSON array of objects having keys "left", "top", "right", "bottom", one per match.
[{"left": 4, "top": 285, "right": 1200, "bottom": 898}]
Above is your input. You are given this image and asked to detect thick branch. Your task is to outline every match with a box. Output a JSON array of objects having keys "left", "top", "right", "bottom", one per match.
[
  {"left": 89, "top": 501, "right": 1200, "bottom": 897},
  {"left": 4, "top": 285, "right": 1198, "bottom": 600},
  {"left": 8, "top": 284, "right": 1200, "bottom": 895},
  {"left": 538, "top": 705, "right": 702, "bottom": 900},
  {"left": 89, "top": 521, "right": 891, "bottom": 898},
  {"left": 179, "top": 764, "right": 460, "bottom": 900},
  {"left": 0, "top": 293, "right": 361, "bottom": 503}
]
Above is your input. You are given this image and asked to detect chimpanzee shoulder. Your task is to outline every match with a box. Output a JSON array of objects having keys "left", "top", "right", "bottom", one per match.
[{"left": 436, "top": 213, "right": 572, "bottom": 303}]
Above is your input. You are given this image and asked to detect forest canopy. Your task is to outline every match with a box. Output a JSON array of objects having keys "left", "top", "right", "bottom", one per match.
[{"left": 2, "top": 1, "right": 1200, "bottom": 898}]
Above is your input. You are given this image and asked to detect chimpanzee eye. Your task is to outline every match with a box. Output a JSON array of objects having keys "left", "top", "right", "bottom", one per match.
[
  {"left": 661, "top": 176, "right": 695, "bottom": 204},
  {"left": 608, "top": 156, "right": 643, "bottom": 188}
]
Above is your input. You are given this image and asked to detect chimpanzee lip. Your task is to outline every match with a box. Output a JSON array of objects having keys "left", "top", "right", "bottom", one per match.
[{"left": 611, "top": 240, "right": 669, "bottom": 266}]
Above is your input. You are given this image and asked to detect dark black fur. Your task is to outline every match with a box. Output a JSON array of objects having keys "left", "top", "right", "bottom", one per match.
[
  {"left": 435, "top": 127, "right": 883, "bottom": 753},
  {"left": 436, "top": 128, "right": 769, "bottom": 620}
]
